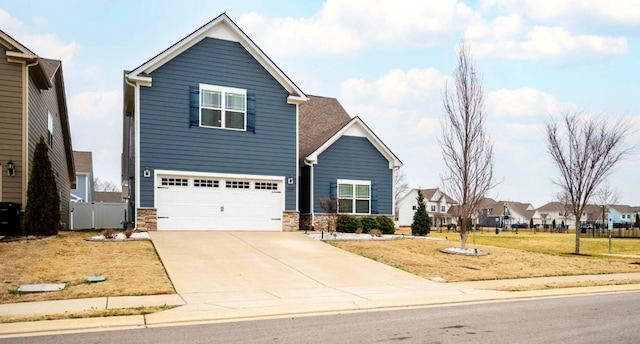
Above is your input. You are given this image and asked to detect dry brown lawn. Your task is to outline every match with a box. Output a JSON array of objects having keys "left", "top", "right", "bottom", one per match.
[
  {"left": 331, "top": 229, "right": 640, "bottom": 282},
  {"left": 0, "top": 231, "right": 174, "bottom": 304}
]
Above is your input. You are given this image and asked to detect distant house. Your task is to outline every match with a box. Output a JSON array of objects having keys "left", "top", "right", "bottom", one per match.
[
  {"left": 397, "top": 188, "right": 456, "bottom": 228},
  {"left": 94, "top": 192, "right": 124, "bottom": 203},
  {"left": 477, "top": 199, "right": 538, "bottom": 228},
  {"left": 298, "top": 96, "right": 403, "bottom": 231},
  {"left": 71, "top": 151, "right": 94, "bottom": 202},
  {"left": 0, "top": 29, "right": 75, "bottom": 228},
  {"left": 608, "top": 205, "right": 640, "bottom": 227}
]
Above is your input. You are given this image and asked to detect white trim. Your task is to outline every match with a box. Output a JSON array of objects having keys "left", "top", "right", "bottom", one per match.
[
  {"left": 306, "top": 117, "right": 402, "bottom": 169},
  {"left": 199, "top": 83, "right": 247, "bottom": 131},
  {"left": 295, "top": 103, "right": 300, "bottom": 212},
  {"left": 153, "top": 169, "right": 286, "bottom": 211},
  {"left": 134, "top": 83, "right": 141, "bottom": 229},
  {"left": 126, "top": 13, "right": 306, "bottom": 101},
  {"left": 337, "top": 179, "right": 371, "bottom": 215}
]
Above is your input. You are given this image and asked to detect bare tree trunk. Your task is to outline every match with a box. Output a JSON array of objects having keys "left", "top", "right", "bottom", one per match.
[
  {"left": 575, "top": 218, "right": 581, "bottom": 254},
  {"left": 440, "top": 40, "right": 496, "bottom": 253}
]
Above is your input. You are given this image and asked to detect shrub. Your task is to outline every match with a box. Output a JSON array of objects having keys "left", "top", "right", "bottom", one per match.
[
  {"left": 411, "top": 190, "right": 431, "bottom": 236},
  {"left": 369, "top": 229, "right": 383, "bottom": 238},
  {"left": 23, "top": 136, "right": 60, "bottom": 236},
  {"left": 376, "top": 216, "right": 395, "bottom": 234},
  {"left": 336, "top": 215, "right": 360, "bottom": 233},
  {"left": 102, "top": 228, "right": 117, "bottom": 239},
  {"left": 360, "top": 217, "right": 378, "bottom": 233}
]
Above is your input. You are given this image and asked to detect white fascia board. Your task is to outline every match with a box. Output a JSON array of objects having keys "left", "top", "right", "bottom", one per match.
[
  {"left": 126, "top": 13, "right": 306, "bottom": 100},
  {"left": 306, "top": 117, "right": 403, "bottom": 169}
]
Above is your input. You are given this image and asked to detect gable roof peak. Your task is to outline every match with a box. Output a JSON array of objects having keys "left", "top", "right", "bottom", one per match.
[{"left": 124, "top": 13, "right": 306, "bottom": 103}]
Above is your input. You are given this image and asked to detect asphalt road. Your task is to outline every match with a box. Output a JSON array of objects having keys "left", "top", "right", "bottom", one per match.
[{"left": 4, "top": 292, "right": 640, "bottom": 343}]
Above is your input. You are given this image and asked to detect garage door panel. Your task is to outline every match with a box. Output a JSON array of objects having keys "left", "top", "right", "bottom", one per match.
[{"left": 155, "top": 175, "right": 283, "bottom": 231}]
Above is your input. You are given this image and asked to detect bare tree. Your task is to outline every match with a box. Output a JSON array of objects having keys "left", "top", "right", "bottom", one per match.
[
  {"left": 440, "top": 40, "right": 496, "bottom": 250},
  {"left": 393, "top": 168, "right": 409, "bottom": 218},
  {"left": 318, "top": 196, "right": 338, "bottom": 233},
  {"left": 94, "top": 177, "right": 120, "bottom": 192},
  {"left": 546, "top": 111, "right": 632, "bottom": 254},
  {"left": 594, "top": 180, "right": 619, "bottom": 235}
]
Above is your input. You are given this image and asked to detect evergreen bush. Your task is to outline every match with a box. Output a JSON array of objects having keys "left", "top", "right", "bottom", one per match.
[
  {"left": 23, "top": 136, "right": 60, "bottom": 236},
  {"left": 411, "top": 190, "right": 431, "bottom": 236},
  {"left": 360, "top": 216, "right": 378, "bottom": 233},
  {"left": 376, "top": 216, "right": 395, "bottom": 234},
  {"left": 336, "top": 215, "right": 360, "bottom": 233}
]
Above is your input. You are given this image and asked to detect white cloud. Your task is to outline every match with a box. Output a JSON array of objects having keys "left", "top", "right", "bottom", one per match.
[
  {"left": 68, "top": 90, "right": 121, "bottom": 119},
  {"left": 471, "top": 26, "right": 628, "bottom": 61},
  {"left": 238, "top": 0, "right": 474, "bottom": 55},
  {"left": 465, "top": 13, "right": 526, "bottom": 40},
  {"left": 0, "top": 8, "right": 77, "bottom": 66},
  {"left": 481, "top": 0, "right": 640, "bottom": 25},
  {"left": 341, "top": 67, "right": 449, "bottom": 106},
  {"left": 486, "top": 87, "right": 576, "bottom": 118}
]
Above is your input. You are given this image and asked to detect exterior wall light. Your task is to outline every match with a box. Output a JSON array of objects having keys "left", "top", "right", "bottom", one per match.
[{"left": 7, "top": 160, "right": 15, "bottom": 176}]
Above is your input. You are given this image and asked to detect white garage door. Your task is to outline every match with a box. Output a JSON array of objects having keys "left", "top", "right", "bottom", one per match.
[{"left": 155, "top": 174, "right": 283, "bottom": 231}]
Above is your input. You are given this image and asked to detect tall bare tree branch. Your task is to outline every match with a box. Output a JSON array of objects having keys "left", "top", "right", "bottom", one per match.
[
  {"left": 394, "top": 168, "right": 409, "bottom": 218},
  {"left": 546, "top": 111, "right": 633, "bottom": 253},
  {"left": 440, "top": 40, "right": 496, "bottom": 250}
]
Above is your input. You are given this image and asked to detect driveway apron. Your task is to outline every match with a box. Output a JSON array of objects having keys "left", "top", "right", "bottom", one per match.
[{"left": 150, "top": 232, "right": 485, "bottom": 311}]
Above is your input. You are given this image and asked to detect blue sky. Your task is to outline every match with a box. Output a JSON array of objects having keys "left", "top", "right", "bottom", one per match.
[{"left": 2, "top": 0, "right": 639, "bottom": 207}]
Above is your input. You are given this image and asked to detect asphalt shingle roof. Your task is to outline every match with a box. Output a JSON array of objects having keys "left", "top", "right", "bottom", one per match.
[{"left": 299, "top": 95, "right": 352, "bottom": 160}]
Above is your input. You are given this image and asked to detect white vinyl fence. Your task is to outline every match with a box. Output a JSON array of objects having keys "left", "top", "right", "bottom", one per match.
[{"left": 70, "top": 202, "right": 127, "bottom": 230}]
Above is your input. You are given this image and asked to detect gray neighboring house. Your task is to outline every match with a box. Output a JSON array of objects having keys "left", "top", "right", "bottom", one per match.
[
  {"left": 298, "top": 95, "right": 403, "bottom": 231},
  {"left": 0, "top": 29, "right": 75, "bottom": 228},
  {"left": 70, "top": 151, "right": 94, "bottom": 202}
]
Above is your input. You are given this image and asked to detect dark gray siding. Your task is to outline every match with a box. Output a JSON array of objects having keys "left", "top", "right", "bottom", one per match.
[
  {"left": 313, "top": 136, "right": 393, "bottom": 215},
  {"left": 28, "top": 75, "right": 72, "bottom": 227},
  {"left": 139, "top": 38, "right": 297, "bottom": 210}
]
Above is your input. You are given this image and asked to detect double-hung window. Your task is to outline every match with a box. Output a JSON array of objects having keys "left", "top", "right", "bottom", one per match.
[
  {"left": 200, "top": 84, "right": 246, "bottom": 130},
  {"left": 337, "top": 180, "right": 370, "bottom": 214}
]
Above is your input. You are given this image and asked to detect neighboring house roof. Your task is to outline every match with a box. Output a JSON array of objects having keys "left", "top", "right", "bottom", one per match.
[
  {"left": 73, "top": 151, "right": 93, "bottom": 174},
  {"left": 124, "top": 12, "right": 307, "bottom": 118},
  {"left": 0, "top": 29, "right": 51, "bottom": 89},
  {"left": 299, "top": 95, "right": 403, "bottom": 169},
  {"left": 94, "top": 192, "right": 123, "bottom": 203},
  {"left": 610, "top": 204, "right": 639, "bottom": 214}
]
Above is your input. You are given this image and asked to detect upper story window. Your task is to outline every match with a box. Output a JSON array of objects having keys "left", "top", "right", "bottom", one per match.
[
  {"left": 431, "top": 205, "right": 436, "bottom": 211},
  {"left": 441, "top": 205, "right": 445, "bottom": 212},
  {"left": 200, "top": 84, "right": 246, "bottom": 130},
  {"left": 48, "top": 112, "right": 54, "bottom": 147},
  {"left": 337, "top": 179, "right": 370, "bottom": 214}
]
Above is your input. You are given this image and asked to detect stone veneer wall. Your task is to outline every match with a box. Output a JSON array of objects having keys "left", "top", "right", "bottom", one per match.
[
  {"left": 136, "top": 208, "right": 157, "bottom": 231},
  {"left": 282, "top": 211, "right": 299, "bottom": 232}
]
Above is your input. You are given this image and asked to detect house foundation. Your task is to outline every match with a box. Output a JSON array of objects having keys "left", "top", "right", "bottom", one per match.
[
  {"left": 136, "top": 208, "right": 157, "bottom": 231},
  {"left": 282, "top": 211, "right": 300, "bottom": 232}
]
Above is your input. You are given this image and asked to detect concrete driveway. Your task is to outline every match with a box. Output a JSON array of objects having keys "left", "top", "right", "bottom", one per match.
[{"left": 150, "top": 231, "right": 489, "bottom": 313}]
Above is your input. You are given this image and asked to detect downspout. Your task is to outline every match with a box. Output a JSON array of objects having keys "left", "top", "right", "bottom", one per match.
[
  {"left": 124, "top": 75, "right": 138, "bottom": 229},
  {"left": 304, "top": 158, "right": 314, "bottom": 229},
  {"left": 23, "top": 58, "right": 40, "bottom": 207}
]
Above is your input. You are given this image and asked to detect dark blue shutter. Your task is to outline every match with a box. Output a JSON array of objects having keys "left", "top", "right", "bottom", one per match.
[
  {"left": 330, "top": 182, "right": 337, "bottom": 213},
  {"left": 371, "top": 184, "right": 378, "bottom": 214},
  {"left": 247, "top": 93, "right": 256, "bottom": 133},
  {"left": 189, "top": 86, "right": 199, "bottom": 127}
]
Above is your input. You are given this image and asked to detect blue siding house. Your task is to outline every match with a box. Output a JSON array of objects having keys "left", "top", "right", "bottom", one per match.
[
  {"left": 122, "top": 14, "right": 402, "bottom": 232},
  {"left": 298, "top": 96, "right": 403, "bottom": 231}
]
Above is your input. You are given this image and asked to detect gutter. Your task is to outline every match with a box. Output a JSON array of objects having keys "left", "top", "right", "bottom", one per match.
[{"left": 304, "top": 158, "right": 314, "bottom": 229}]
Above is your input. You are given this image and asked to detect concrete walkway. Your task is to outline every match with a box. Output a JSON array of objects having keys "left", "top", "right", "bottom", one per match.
[{"left": 0, "top": 231, "right": 639, "bottom": 338}]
